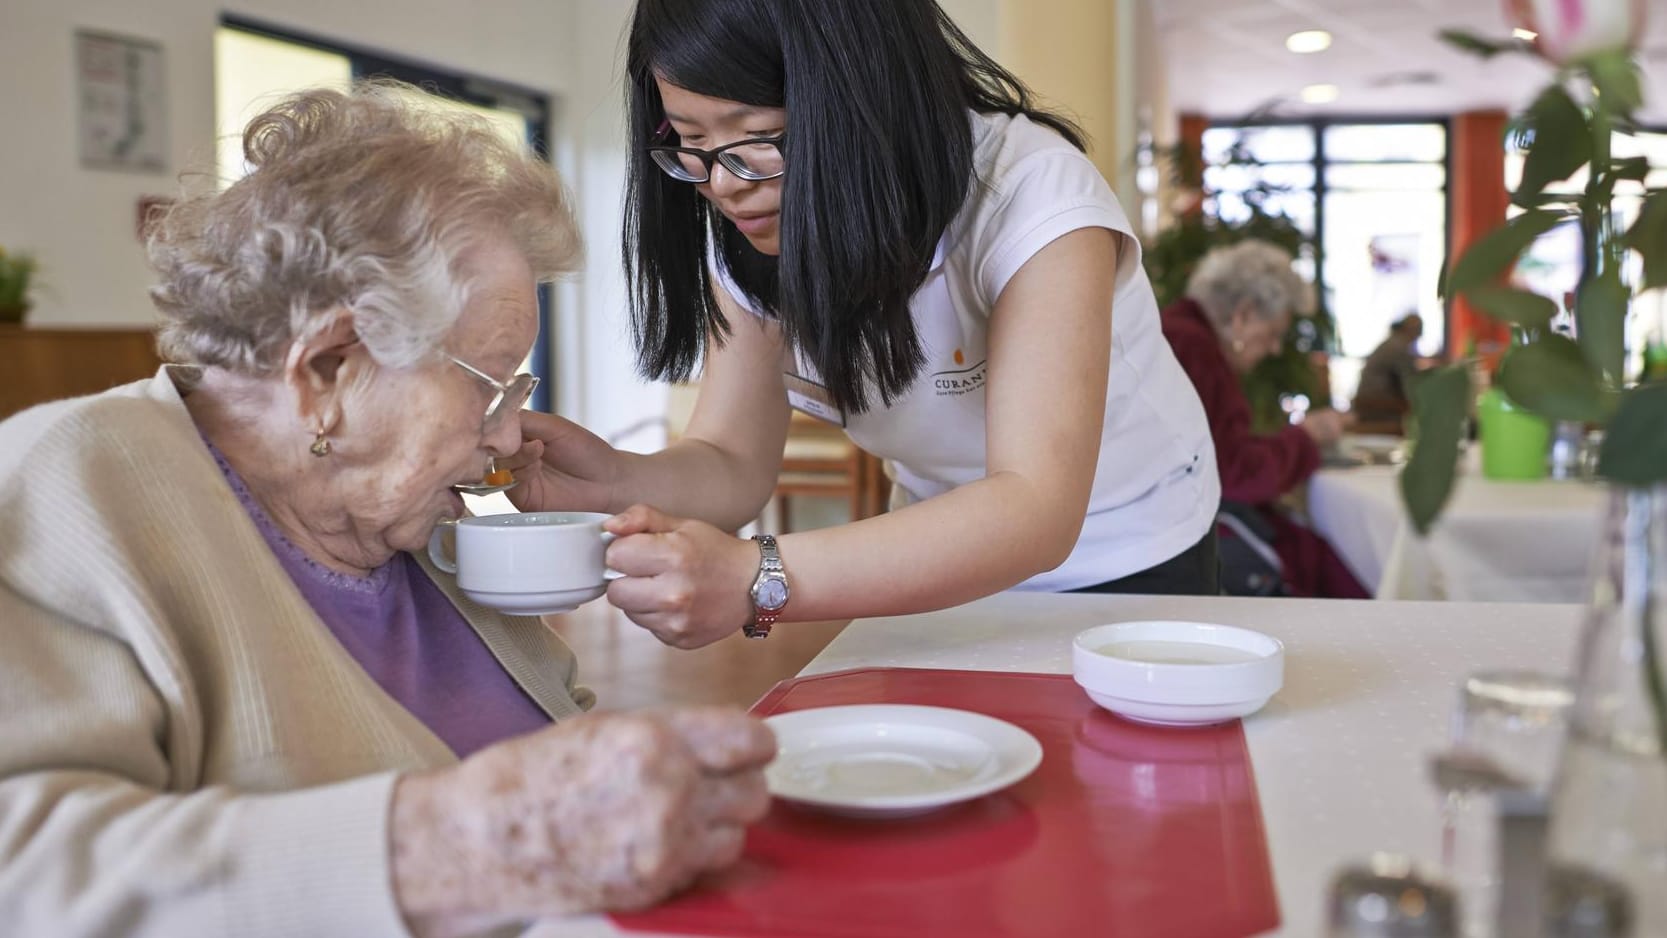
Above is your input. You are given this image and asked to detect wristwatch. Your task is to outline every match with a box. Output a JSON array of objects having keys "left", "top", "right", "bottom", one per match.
[{"left": 744, "top": 534, "right": 789, "bottom": 639}]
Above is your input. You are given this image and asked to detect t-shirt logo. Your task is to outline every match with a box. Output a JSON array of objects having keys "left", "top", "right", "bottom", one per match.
[{"left": 933, "top": 348, "right": 987, "bottom": 397}]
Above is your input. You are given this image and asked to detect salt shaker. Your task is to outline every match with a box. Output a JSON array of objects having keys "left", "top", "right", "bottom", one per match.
[
  {"left": 1328, "top": 854, "right": 1459, "bottom": 937},
  {"left": 1544, "top": 864, "right": 1632, "bottom": 938},
  {"left": 1549, "top": 421, "right": 1586, "bottom": 481}
]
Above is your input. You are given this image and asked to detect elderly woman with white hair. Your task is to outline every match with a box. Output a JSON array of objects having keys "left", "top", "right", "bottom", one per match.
[
  {"left": 0, "top": 83, "right": 772, "bottom": 937},
  {"left": 1161, "top": 240, "right": 1367, "bottom": 599}
]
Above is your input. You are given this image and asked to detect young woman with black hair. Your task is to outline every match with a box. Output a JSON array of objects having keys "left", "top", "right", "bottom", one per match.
[{"left": 501, "top": 0, "right": 1221, "bottom": 648}]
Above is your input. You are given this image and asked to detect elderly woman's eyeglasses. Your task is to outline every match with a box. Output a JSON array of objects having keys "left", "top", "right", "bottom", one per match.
[
  {"left": 647, "top": 132, "right": 786, "bottom": 184},
  {"left": 449, "top": 356, "right": 538, "bottom": 434}
]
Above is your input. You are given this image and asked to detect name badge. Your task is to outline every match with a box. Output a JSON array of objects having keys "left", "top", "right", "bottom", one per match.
[{"left": 784, "top": 370, "right": 846, "bottom": 427}]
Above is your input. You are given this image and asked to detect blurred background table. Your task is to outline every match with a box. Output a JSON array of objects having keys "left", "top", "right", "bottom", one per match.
[{"left": 1306, "top": 461, "right": 1607, "bottom": 603}]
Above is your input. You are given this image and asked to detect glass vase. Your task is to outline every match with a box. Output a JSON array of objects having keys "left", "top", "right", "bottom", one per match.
[{"left": 1545, "top": 484, "right": 1667, "bottom": 934}]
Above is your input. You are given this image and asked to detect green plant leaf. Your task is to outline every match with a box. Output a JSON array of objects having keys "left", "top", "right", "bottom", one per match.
[
  {"left": 1447, "top": 210, "right": 1567, "bottom": 295},
  {"left": 1516, "top": 87, "right": 1593, "bottom": 204},
  {"left": 1588, "top": 52, "right": 1644, "bottom": 115},
  {"left": 1576, "top": 268, "right": 1629, "bottom": 384},
  {"left": 1498, "top": 335, "right": 1609, "bottom": 423},
  {"left": 1399, "top": 365, "right": 1471, "bottom": 536},
  {"left": 1613, "top": 156, "right": 1651, "bottom": 182},
  {"left": 1510, "top": 191, "right": 1583, "bottom": 210},
  {"left": 1626, "top": 189, "right": 1667, "bottom": 291},
  {"left": 1597, "top": 384, "right": 1667, "bottom": 485},
  {"left": 1438, "top": 29, "right": 1518, "bottom": 59},
  {"left": 1466, "top": 286, "right": 1559, "bottom": 329}
]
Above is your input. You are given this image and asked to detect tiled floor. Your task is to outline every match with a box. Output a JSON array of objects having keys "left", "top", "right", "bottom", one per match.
[{"left": 546, "top": 602, "right": 849, "bottom": 712}]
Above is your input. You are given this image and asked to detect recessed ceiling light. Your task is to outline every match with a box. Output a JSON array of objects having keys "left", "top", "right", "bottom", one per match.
[
  {"left": 1512, "top": 27, "right": 1539, "bottom": 41},
  {"left": 1300, "top": 83, "right": 1341, "bottom": 104},
  {"left": 1286, "top": 30, "right": 1333, "bottom": 54}
]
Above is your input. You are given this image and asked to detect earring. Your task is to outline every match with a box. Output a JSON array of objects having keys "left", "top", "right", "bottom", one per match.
[
  {"left": 310, "top": 428, "right": 332, "bottom": 457},
  {"left": 1232, "top": 338, "right": 1247, "bottom": 353}
]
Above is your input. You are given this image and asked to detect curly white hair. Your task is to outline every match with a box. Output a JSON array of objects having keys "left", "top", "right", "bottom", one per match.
[{"left": 148, "top": 80, "right": 581, "bottom": 374}]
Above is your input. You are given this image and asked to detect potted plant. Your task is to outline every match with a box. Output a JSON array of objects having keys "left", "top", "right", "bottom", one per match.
[
  {"left": 1408, "top": 0, "right": 1667, "bottom": 925},
  {"left": 0, "top": 247, "right": 38, "bottom": 324}
]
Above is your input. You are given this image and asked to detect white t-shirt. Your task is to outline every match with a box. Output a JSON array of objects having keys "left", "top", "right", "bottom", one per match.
[{"left": 715, "top": 110, "right": 1219, "bottom": 590}]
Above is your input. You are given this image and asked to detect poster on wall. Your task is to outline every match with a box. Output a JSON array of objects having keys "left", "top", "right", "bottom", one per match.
[{"left": 75, "top": 30, "right": 167, "bottom": 173}]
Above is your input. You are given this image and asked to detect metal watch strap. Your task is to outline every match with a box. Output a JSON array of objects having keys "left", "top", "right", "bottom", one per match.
[{"left": 744, "top": 534, "right": 786, "bottom": 639}]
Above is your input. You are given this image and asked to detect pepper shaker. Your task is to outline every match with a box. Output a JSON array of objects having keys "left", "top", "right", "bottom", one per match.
[{"left": 1328, "top": 854, "right": 1459, "bottom": 937}]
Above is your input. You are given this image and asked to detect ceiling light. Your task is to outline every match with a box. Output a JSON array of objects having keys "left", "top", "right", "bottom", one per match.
[
  {"left": 1286, "top": 30, "right": 1333, "bottom": 54},
  {"left": 1513, "top": 27, "right": 1539, "bottom": 41},
  {"left": 1300, "top": 83, "right": 1341, "bottom": 104}
]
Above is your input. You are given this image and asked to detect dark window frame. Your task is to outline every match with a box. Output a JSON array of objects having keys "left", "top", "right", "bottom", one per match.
[{"left": 1205, "top": 115, "right": 1454, "bottom": 358}]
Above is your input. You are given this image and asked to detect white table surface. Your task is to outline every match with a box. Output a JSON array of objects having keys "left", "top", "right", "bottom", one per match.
[
  {"left": 540, "top": 591, "right": 1581, "bottom": 938},
  {"left": 1307, "top": 462, "right": 1608, "bottom": 603}
]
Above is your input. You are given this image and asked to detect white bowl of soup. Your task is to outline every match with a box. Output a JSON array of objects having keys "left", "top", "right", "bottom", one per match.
[{"left": 1071, "top": 621, "right": 1284, "bottom": 727}]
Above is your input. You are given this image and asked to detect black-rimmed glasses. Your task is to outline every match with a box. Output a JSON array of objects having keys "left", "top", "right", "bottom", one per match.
[
  {"left": 647, "top": 134, "right": 786, "bottom": 183},
  {"left": 449, "top": 356, "right": 538, "bottom": 435}
]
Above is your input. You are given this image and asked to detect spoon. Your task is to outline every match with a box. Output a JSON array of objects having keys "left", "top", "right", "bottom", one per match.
[{"left": 450, "top": 460, "right": 521, "bottom": 497}]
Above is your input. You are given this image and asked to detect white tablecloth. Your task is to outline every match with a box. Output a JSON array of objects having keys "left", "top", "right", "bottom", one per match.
[
  {"left": 542, "top": 592, "right": 1580, "bottom": 938},
  {"left": 1307, "top": 463, "right": 1609, "bottom": 603}
]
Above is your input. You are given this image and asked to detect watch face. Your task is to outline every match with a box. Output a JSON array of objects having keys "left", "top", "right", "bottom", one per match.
[{"left": 756, "top": 577, "right": 789, "bottom": 611}]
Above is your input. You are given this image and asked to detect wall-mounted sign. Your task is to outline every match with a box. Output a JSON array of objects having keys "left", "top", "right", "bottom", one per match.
[{"left": 76, "top": 30, "right": 167, "bottom": 173}]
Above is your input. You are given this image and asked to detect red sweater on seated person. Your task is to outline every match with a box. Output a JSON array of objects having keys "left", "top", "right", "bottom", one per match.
[
  {"left": 1160, "top": 298, "right": 1320, "bottom": 504},
  {"left": 1161, "top": 297, "right": 1366, "bottom": 600}
]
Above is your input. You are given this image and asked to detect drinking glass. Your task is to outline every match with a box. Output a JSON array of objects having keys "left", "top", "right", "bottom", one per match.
[{"left": 1435, "top": 670, "right": 1574, "bottom": 938}]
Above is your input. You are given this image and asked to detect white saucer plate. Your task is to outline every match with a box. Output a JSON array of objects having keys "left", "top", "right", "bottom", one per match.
[
  {"left": 1072, "top": 621, "right": 1285, "bottom": 727},
  {"left": 459, "top": 584, "right": 606, "bottom": 616},
  {"left": 763, "top": 704, "right": 1044, "bottom": 819}
]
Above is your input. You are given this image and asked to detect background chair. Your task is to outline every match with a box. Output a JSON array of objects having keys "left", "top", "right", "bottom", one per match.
[{"left": 774, "top": 411, "right": 888, "bottom": 532}]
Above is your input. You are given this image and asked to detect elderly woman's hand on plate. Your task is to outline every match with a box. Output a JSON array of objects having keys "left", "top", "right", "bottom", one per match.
[
  {"left": 390, "top": 707, "right": 774, "bottom": 935},
  {"left": 1301, "top": 408, "right": 1348, "bottom": 447}
]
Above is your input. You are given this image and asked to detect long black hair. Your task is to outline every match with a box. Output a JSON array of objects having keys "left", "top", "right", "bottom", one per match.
[{"left": 624, "top": 0, "right": 1085, "bottom": 413}]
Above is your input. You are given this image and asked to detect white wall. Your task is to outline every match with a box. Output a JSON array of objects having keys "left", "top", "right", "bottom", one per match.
[
  {"left": 939, "top": 0, "right": 1002, "bottom": 51},
  {"left": 557, "top": 0, "right": 667, "bottom": 449},
  {"left": 1, "top": 0, "right": 578, "bottom": 327}
]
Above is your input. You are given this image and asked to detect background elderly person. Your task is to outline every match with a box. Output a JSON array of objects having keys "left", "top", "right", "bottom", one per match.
[
  {"left": 0, "top": 83, "right": 772, "bottom": 938},
  {"left": 1161, "top": 240, "right": 1366, "bottom": 599},
  {"left": 1352, "top": 313, "right": 1426, "bottom": 430}
]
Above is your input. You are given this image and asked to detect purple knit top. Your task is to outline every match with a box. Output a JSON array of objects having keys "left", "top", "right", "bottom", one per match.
[{"left": 210, "top": 444, "right": 552, "bottom": 756}]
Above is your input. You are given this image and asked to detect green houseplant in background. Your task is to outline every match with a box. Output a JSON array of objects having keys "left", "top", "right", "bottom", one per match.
[
  {"left": 0, "top": 247, "right": 38, "bottom": 324},
  {"left": 1143, "top": 136, "right": 1335, "bottom": 432},
  {"left": 1414, "top": 0, "right": 1667, "bottom": 926}
]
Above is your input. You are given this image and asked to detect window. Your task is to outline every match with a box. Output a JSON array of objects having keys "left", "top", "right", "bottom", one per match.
[
  {"left": 1203, "top": 121, "right": 1450, "bottom": 404},
  {"left": 214, "top": 18, "right": 556, "bottom": 410}
]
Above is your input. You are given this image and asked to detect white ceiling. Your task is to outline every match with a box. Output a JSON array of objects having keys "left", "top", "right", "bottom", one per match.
[{"left": 1155, "top": 0, "right": 1667, "bottom": 123}]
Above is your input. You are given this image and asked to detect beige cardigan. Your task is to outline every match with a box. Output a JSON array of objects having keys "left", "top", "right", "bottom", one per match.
[{"left": 0, "top": 368, "right": 592, "bottom": 937}]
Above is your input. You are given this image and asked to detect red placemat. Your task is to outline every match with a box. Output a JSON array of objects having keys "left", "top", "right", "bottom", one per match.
[{"left": 612, "top": 668, "right": 1279, "bottom": 938}]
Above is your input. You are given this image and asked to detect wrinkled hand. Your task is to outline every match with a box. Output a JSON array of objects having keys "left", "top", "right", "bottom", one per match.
[
  {"left": 496, "top": 410, "right": 620, "bottom": 514},
  {"left": 1301, "top": 408, "right": 1347, "bottom": 446},
  {"left": 604, "top": 505, "right": 761, "bottom": 649},
  {"left": 390, "top": 708, "right": 775, "bottom": 936}
]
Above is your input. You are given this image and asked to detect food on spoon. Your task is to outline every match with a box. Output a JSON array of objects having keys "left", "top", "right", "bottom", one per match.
[{"left": 485, "top": 468, "right": 514, "bottom": 487}]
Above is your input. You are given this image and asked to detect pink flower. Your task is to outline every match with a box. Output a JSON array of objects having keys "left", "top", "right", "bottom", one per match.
[{"left": 1506, "top": 0, "right": 1647, "bottom": 63}]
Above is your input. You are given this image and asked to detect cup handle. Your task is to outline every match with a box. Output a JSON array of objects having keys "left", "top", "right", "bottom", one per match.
[
  {"left": 428, "top": 520, "right": 459, "bottom": 574},
  {"left": 600, "top": 530, "right": 625, "bottom": 581}
]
